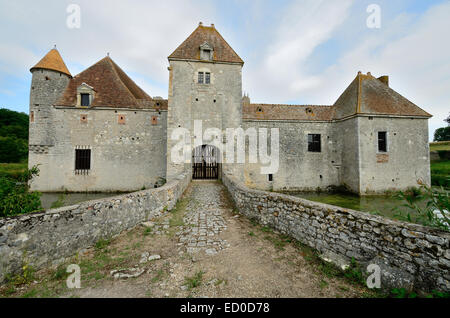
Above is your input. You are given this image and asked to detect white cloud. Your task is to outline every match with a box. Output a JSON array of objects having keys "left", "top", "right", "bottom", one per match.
[
  {"left": 0, "top": 0, "right": 217, "bottom": 97},
  {"left": 244, "top": 0, "right": 354, "bottom": 103}
]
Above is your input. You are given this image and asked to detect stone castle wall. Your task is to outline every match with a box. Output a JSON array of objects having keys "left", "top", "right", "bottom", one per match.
[
  {"left": 222, "top": 172, "right": 449, "bottom": 292},
  {"left": 0, "top": 172, "right": 191, "bottom": 284},
  {"left": 29, "top": 107, "right": 167, "bottom": 192}
]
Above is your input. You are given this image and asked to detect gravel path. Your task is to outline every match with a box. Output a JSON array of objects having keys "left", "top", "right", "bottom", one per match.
[{"left": 3, "top": 181, "right": 369, "bottom": 298}]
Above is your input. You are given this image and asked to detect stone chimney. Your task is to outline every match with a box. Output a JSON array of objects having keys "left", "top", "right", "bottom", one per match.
[
  {"left": 242, "top": 93, "right": 250, "bottom": 105},
  {"left": 378, "top": 75, "right": 389, "bottom": 87}
]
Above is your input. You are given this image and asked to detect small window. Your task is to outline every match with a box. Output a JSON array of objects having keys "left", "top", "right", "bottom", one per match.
[
  {"left": 308, "top": 134, "right": 321, "bottom": 152},
  {"left": 81, "top": 93, "right": 90, "bottom": 106},
  {"left": 205, "top": 72, "right": 210, "bottom": 84},
  {"left": 378, "top": 132, "right": 387, "bottom": 152},
  {"left": 30, "top": 111, "right": 34, "bottom": 123},
  {"left": 198, "top": 72, "right": 204, "bottom": 84},
  {"left": 201, "top": 49, "right": 211, "bottom": 60},
  {"left": 268, "top": 174, "right": 273, "bottom": 182},
  {"left": 75, "top": 149, "right": 91, "bottom": 171}
]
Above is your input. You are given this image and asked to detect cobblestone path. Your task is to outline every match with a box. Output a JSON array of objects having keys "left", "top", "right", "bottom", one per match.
[{"left": 177, "top": 181, "right": 229, "bottom": 254}]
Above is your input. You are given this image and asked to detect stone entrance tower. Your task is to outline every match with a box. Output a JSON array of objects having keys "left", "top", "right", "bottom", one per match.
[{"left": 166, "top": 23, "right": 244, "bottom": 180}]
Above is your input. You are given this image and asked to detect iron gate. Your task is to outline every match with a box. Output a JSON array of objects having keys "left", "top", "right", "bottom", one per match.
[{"left": 192, "top": 145, "right": 219, "bottom": 179}]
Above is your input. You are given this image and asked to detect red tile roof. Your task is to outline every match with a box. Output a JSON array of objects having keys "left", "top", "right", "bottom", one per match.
[
  {"left": 169, "top": 24, "right": 244, "bottom": 64},
  {"left": 56, "top": 57, "right": 166, "bottom": 110},
  {"left": 243, "top": 103, "right": 334, "bottom": 121},
  {"left": 333, "top": 73, "right": 432, "bottom": 119}
]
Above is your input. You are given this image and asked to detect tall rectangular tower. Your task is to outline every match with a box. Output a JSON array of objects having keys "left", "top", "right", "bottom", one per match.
[{"left": 166, "top": 23, "right": 244, "bottom": 180}]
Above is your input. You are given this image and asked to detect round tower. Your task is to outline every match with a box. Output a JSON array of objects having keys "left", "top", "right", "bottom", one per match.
[{"left": 29, "top": 48, "right": 71, "bottom": 147}]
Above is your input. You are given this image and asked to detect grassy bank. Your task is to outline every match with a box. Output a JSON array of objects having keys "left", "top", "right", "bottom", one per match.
[
  {"left": 0, "top": 162, "right": 27, "bottom": 180},
  {"left": 430, "top": 141, "right": 450, "bottom": 152},
  {"left": 431, "top": 160, "right": 450, "bottom": 188}
]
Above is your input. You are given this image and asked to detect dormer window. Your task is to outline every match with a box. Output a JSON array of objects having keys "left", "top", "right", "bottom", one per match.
[
  {"left": 200, "top": 42, "right": 213, "bottom": 61},
  {"left": 81, "top": 94, "right": 90, "bottom": 106},
  {"left": 77, "top": 83, "right": 94, "bottom": 107}
]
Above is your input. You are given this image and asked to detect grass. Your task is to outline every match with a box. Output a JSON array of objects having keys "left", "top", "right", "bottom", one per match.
[
  {"left": 430, "top": 160, "right": 450, "bottom": 188},
  {"left": 430, "top": 141, "right": 450, "bottom": 152},
  {"left": 184, "top": 270, "right": 204, "bottom": 290},
  {"left": 0, "top": 162, "right": 27, "bottom": 179}
]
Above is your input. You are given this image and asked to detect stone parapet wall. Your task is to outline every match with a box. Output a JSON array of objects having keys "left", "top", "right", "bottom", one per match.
[
  {"left": 0, "top": 172, "right": 191, "bottom": 283},
  {"left": 222, "top": 173, "right": 449, "bottom": 292}
]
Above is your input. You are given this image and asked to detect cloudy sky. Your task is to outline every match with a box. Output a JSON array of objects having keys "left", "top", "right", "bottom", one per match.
[{"left": 0, "top": 0, "right": 449, "bottom": 140}]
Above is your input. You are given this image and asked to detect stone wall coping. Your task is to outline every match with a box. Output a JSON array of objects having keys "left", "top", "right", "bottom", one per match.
[
  {"left": 224, "top": 173, "right": 449, "bottom": 238},
  {"left": 0, "top": 172, "right": 189, "bottom": 228}
]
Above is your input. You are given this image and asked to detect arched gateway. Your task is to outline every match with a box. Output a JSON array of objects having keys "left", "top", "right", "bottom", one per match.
[{"left": 192, "top": 145, "right": 220, "bottom": 180}]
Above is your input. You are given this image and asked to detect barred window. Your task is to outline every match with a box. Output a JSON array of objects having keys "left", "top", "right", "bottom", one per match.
[
  {"left": 198, "top": 72, "right": 204, "bottom": 84},
  {"left": 308, "top": 134, "right": 321, "bottom": 152},
  {"left": 205, "top": 72, "right": 210, "bottom": 84},
  {"left": 378, "top": 132, "right": 387, "bottom": 152},
  {"left": 75, "top": 149, "right": 91, "bottom": 172}
]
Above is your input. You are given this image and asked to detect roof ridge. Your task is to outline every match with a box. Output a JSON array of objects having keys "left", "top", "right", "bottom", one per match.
[
  {"left": 106, "top": 57, "right": 151, "bottom": 101},
  {"left": 210, "top": 26, "right": 244, "bottom": 64}
]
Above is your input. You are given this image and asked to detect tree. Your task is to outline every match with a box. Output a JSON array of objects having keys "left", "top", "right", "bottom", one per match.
[
  {"left": 434, "top": 127, "right": 450, "bottom": 142},
  {"left": 0, "top": 108, "right": 29, "bottom": 163},
  {"left": 445, "top": 114, "right": 450, "bottom": 125}
]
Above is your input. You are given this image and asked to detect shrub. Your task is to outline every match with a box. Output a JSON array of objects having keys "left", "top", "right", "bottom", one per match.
[
  {"left": 0, "top": 165, "right": 42, "bottom": 218},
  {"left": 394, "top": 184, "right": 449, "bottom": 231}
]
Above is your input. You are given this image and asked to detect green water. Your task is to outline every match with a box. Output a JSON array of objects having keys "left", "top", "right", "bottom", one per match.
[{"left": 286, "top": 192, "right": 426, "bottom": 221}]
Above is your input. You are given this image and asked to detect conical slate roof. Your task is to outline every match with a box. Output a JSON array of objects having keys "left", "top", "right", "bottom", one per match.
[
  {"left": 30, "top": 48, "right": 72, "bottom": 77},
  {"left": 56, "top": 56, "right": 161, "bottom": 109},
  {"left": 169, "top": 23, "right": 244, "bottom": 64},
  {"left": 333, "top": 73, "right": 432, "bottom": 119}
]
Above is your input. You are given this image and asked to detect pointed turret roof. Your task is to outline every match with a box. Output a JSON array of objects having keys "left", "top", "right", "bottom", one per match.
[
  {"left": 56, "top": 56, "right": 163, "bottom": 109},
  {"left": 30, "top": 48, "right": 72, "bottom": 77},
  {"left": 169, "top": 23, "right": 244, "bottom": 64},
  {"left": 333, "top": 72, "right": 432, "bottom": 119}
]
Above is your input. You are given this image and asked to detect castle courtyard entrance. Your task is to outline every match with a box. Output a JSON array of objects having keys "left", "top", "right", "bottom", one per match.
[{"left": 192, "top": 144, "right": 220, "bottom": 180}]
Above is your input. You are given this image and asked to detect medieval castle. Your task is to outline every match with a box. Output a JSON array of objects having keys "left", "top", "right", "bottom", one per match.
[{"left": 28, "top": 23, "right": 432, "bottom": 195}]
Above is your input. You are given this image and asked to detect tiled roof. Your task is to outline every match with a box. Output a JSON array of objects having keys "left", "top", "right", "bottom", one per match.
[
  {"left": 243, "top": 103, "right": 334, "bottom": 121},
  {"left": 169, "top": 24, "right": 244, "bottom": 64},
  {"left": 56, "top": 57, "right": 166, "bottom": 110},
  {"left": 245, "top": 73, "right": 432, "bottom": 122},
  {"left": 30, "top": 48, "right": 71, "bottom": 77},
  {"left": 333, "top": 73, "right": 432, "bottom": 119}
]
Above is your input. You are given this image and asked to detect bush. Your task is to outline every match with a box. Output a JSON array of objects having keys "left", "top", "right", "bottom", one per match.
[
  {"left": 394, "top": 184, "right": 449, "bottom": 231},
  {"left": 0, "top": 166, "right": 42, "bottom": 218}
]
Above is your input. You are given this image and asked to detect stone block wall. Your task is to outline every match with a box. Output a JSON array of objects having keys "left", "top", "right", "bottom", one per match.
[
  {"left": 0, "top": 172, "right": 190, "bottom": 284},
  {"left": 222, "top": 173, "right": 449, "bottom": 292}
]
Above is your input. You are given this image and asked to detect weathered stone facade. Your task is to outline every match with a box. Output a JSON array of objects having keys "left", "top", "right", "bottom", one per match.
[
  {"left": 222, "top": 172, "right": 450, "bottom": 293},
  {"left": 0, "top": 173, "right": 190, "bottom": 283},
  {"left": 28, "top": 24, "right": 432, "bottom": 195}
]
